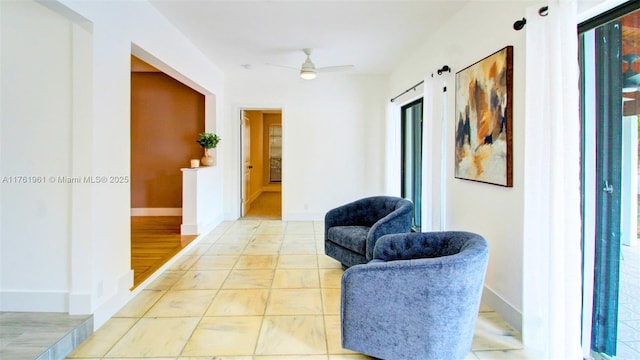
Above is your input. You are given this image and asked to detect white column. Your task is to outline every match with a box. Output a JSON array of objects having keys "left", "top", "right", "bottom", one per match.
[{"left": 181, "top": 166, "right": 218, "bottom": 235}]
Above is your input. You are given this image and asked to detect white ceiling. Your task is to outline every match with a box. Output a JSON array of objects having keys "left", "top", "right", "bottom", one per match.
[{"left": 148, "top": 0, "right": 472, "bottom": 77}]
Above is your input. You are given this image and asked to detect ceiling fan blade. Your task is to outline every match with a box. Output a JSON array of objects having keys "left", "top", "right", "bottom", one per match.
[
  {"left": 316, "top": 65, "right": 354, "bottom": 73},
  {"left": 266, "top": 63, "right": 301, "bottom": 71}
]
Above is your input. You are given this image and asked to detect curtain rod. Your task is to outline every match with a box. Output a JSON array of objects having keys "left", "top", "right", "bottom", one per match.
[
  {"left": 389, "top": 65, "right": 450, "bottom": 103},
  {"left": 390, "top": 80, "right": 424, "bottom": 103}
]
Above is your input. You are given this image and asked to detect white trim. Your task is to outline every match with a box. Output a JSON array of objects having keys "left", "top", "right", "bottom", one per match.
[
  {"left": 482, "top": 285, "right": 522, "bottom": 334},
  {"left": 581, "top": 28, "right": 597, "bottom": 359},
  {"left": 131, "top": 208, "right": 182, "bottom": 216},
  {"left": 0, "top": 290, "right": 68, "bottom": 312},
  {"left": 181, "top": 213, "right": 223, "bottom": 236},
  {"left": 92, "top": 270, "right": 133, "bottom": 330}
]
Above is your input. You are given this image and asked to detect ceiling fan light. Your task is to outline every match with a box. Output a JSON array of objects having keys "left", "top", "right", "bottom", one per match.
[{"left": 300, "top": 69, "right": 316, "bottom": 80}]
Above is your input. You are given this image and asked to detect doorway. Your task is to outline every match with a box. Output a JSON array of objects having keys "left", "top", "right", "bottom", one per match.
[
  {"left": 401, "top": 98, "right": 423, "bottom": 231},
  {"left": 129, "top": 55, "right": 203, "bottom": 288},
  {"left": 580, "top": 3, "right": 640, "bottom": 358},
  {"left": 241, "top": 109, "right": 283, "bottom": 219}
]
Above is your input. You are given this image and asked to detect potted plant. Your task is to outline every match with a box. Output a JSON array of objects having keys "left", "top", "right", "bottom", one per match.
[{"left": 196, "top": 132, "right": 221, "bottom": 166}]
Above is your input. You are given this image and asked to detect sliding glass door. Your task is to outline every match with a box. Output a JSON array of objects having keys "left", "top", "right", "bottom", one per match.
[
  {"left": 401, "top": 98, "right": 423, "bottom": 231},
  {"left": 580, "top": 3, "right": 640, "bottom": 358}
]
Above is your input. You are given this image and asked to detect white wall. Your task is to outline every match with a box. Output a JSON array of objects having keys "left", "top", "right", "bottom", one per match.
[
  {"left": 1, "top": 0, "right": 226, "bottom": 328},
  {"left": 224, "top": 72, "right": 388, "bottom": 220},
  {"left": 1, "top": 0, "right": 74, "bottom": 310},
  {"left": 388, "top": 0, "right": 542, "bottom": 331}
]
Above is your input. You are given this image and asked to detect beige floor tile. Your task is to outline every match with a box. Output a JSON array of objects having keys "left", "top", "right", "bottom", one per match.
[
  {"left": 234, "top": 255, "right": 278, "bottom": 269},
  {"left": 465, "top": 353, "right": 480, "bottom": 360},
  {"left": 319, "top": 269, "right": 344, "bottom": 288},
  {"left": 256, "top": 221, "right": 286, "bottom": 234},
  {"left": 252, "top": 234, "right": 284, "bottom": 244},
  {"left": 329, "top": 355, "right": 374, "bottom": 360},
  {"left": 280, "top": 242, "right": 317, "bottom": 255},
  {"left": 205, "top": 289, "right": 269, "bottom": 316},
  {"left": 179, "top": 357, "right": 252, "bottom": 360},
  {"left": 198, "top": 231, "right": 223, "bottom": 244},
  {"left": 169, "top": 255, "right": 199, "bottom": 270},
  {"left": 266, "top": 289, "right": 322, "bottom": 315},
  {"left": 255, "top": 356, "right": 328, "bottom": 360},
  {"left": 186, "top": 243, "right": 213, "bottom": 256},
  {"left": 479, "top": 302, "right": 494, "bottom": 312},
  {"left": 272, "top": 269, "right": 320, "bottom": 288},
  {"left": 172, "top": 270, "right": 230, "bottom": 290},
  {"left": 277, "top": 254, "right": 318, "bottom": 268},
  {"left": 216, "top": 234, "right": 253, "bottom": 244},
  {"left": 191, "top": 255, "right": 238, "bottom": 270},
  {"left": 206, "top": 243, "right": 247, "bottom": 255},
  {"left": 243, "top": 243, "right": 282, "bottom": 255},
  {"left": 114, "top": 290, "right": 164, "bottom": 317},
  {"left": 67, "top": 318, "right": 138, "bottom": 358},
  {"left": 473, "top": 349, "right": 535, "bottom": 359},
  {"left": 105, "top": 317, "right": 199, "bottom": 357},
  {"left": 181, "top": 316, "right": 262, "bottom": 356},
  {"left": 145, "top": 270, "right": 186, "bottom": 290},
  {"left": 145, "top": 290, "right": 217, "bottom": 317},
  {"left": 255, "top": 315, "right": 327, "bottom": 355},
  {"left": 322, "top": 288, "right": 341, "bottom": 315},
  {"left": 283, "top": 234, "right": 316, "bottom": 242},
  {"left": 285, "top": 221, "right": 315, "bottom": 234},
  {"left": 318, "top": 255, "right": 342, "bottom": 269},
  {"left": 325, "top": 315, "right": 356, "bottom": 355},
  {"left": 222, "top": 269, "right": 275, "bottom": 289},
  {"left": 472, "top": 312, "right": 523, "bottom": 351}
]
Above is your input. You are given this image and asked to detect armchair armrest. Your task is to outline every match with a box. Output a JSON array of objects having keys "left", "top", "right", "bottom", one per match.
[{"left": 365, "top": 202, "right": 413, "bottom": 259}]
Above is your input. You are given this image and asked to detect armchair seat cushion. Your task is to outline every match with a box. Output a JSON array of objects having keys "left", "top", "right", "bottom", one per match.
[{"left": 327, "top": 226, "right": 370, "bottom": 254}]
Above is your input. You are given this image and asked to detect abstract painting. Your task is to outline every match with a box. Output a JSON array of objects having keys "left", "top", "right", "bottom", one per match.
[{"left": 455, "top": 46, "right": 513, "bottom": 187}]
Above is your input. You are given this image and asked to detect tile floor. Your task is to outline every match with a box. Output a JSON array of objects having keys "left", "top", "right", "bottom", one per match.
[
  {"left": 618, "top": 243, "right": 640, "bottom": 359},
  {"left": 67, "top": 220, "right": 526, "bottom": 359},
  {"left": 0, "top": 312, "right": 92, "bottom": 360}
]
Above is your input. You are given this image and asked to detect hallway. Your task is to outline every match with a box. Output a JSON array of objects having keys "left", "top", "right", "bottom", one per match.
[{"left": 243, "top": 192, "right": 282, "bottom": 220}]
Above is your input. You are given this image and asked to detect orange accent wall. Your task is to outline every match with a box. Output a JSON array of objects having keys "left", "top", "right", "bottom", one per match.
[{"left": 131, "top": 72, "right": 205, "bottom": 208}]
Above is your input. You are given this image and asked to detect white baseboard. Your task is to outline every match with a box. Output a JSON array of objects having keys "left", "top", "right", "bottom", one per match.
[
  {"left": 92, "top": 270, "right": 134, "bottom": 330},
  {"left": 181, "top": 214, "right": 223, "bottom": 236},
  {"left": 482, "top": 285, "right": 522, "bottom": 334},
  {"left": 131, "top": 208, "right": 181, "bottom": 216},
  {"left": 0, "top": 290, "right": 68, "bottom": 312}
]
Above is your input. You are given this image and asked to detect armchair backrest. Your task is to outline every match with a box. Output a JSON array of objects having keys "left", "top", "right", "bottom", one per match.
[{"left": 325, "top": 196, "right": 413, "bottom": 228}]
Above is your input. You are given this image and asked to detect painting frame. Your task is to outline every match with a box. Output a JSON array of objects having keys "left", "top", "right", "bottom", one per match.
[{"left": 454, "top": 46, "right": 513, "bottom": 187}]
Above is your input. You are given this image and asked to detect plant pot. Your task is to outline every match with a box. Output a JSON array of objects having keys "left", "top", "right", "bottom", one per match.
[{"left": 201, "top": 148, "right": 214, "bottom": 166}]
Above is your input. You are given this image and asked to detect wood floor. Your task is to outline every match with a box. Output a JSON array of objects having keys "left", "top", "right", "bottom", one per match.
[
  {"left": 243, "top": 191, "right": 282, "bottom": 219},
  {"left": 131, "top": 192, "right": 280, "bottom": 289},
  {"left": 130, "top": 216, "right": 196, "bottom": 289}
]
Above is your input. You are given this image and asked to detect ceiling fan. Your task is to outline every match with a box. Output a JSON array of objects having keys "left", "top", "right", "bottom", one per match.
[{"left": 269, "top": 48, "right": 354, "bottom": 80}]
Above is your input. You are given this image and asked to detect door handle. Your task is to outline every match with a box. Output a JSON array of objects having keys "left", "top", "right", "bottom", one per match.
[
  {"left": 603, "top": 180, "right": 613, "bottom": 194},
  {"left": 247, "top": 165, "right": 253, "bottom": 169}
]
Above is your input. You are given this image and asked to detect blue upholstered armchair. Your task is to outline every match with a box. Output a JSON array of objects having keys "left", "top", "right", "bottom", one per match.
[
  {"left": 324, "top": 196, "right": 413, "bottom": 268},
  {"left": 341, "top": 231, "right": 489, "bottom": 360}
]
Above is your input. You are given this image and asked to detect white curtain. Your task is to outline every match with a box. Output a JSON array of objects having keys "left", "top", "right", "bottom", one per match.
[{"left": 522, "top": 1, "right": 583, "bottom": 359}]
